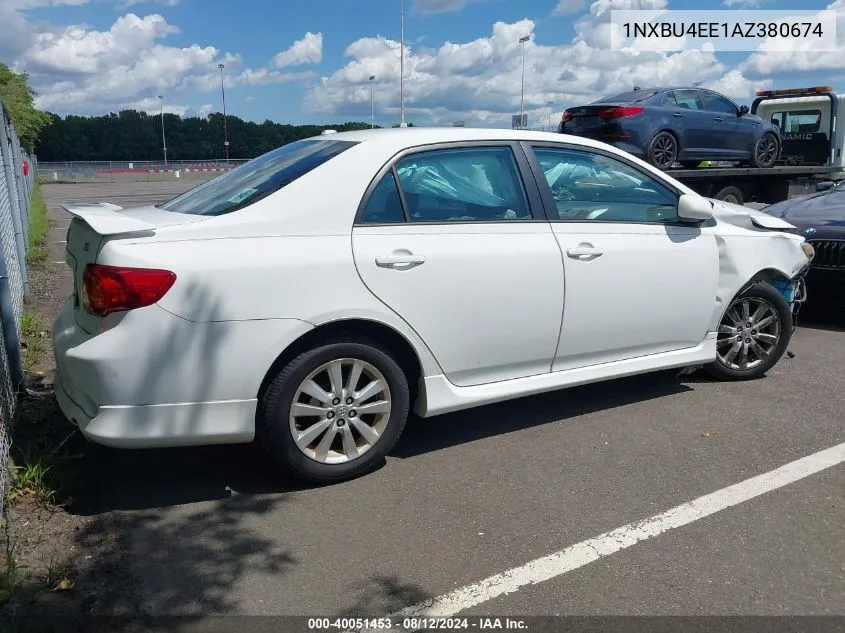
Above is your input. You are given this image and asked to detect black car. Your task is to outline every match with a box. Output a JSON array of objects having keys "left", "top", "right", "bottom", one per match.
[{"left": 765, "top": 181, "right": 845, "bottom": 306}]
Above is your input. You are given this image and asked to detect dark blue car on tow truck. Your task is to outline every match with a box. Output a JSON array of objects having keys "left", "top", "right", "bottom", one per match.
[{"left": 559, "top": 86, "right": 782, "bottom": 171}]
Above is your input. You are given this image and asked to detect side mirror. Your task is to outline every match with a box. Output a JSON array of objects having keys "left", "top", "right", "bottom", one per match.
[
  {"left": 677, "top": 194, "right": 714, "bottom": 222},
  {"left": 816, "top": 181, "right": 835, "bottom": 192},
  {"left": 738, "top": 105, "right": 750, "bottom": 116}
]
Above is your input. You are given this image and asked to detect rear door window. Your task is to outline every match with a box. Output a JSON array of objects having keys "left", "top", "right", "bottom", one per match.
[
  {"left": 392, "top": 147, "right": 532, "bottom": 222},
  {"left": 672, "top": 89, "right": 704, "bottom": 111},
  {"left": 159, "top": 139, "right": 357, "bottom": 216}
]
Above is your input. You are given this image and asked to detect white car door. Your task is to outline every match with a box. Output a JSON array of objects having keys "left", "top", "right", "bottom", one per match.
[
  {"left": 352, "top": 143, "right": 564, "bottom": 387},
  {"left": 523, "top": 143, "right": 720, "bottom": 372}
]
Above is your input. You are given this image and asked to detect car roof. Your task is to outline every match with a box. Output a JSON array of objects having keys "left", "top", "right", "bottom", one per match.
[{"left": 308, "top": 127, "right": 617, "bottom": 153}]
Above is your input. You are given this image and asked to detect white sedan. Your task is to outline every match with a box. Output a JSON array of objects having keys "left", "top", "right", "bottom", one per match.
[{"left": 53, "top": 128, "right": 814, "bottom": 482}]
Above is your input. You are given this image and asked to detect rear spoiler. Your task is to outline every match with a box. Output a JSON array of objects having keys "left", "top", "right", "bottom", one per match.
[{"left": 60, "top": 202, "right": 156, "bottom": 236}]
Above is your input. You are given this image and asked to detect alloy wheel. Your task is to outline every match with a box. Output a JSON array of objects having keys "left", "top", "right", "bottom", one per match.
[
  {"left": 652, "top": 134, "right": 677, "bottom": 168},
  {"left": 756, "top": 136, "right": 777, "bottom": 166},
  {"left": 716, "top": 297, "right": 781, "bottom": 371},
  {"left": 289, "top": 358, "right": 392, "bottom": 465}
]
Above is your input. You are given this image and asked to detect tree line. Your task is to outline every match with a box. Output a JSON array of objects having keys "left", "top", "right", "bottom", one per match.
[
  {"left": 1, "top": 63, "right": 414, "bottom": 162},
  {"left": 34, "top": 110, "right": 377, "bottom": 162}
]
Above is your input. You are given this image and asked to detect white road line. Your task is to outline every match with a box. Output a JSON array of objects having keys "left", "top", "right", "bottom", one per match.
[{"left": 359, "top": 441, "right": 845, "bottom": 629}]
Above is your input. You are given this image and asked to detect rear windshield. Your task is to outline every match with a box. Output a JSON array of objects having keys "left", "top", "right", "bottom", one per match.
[
  {"left": 592, "top": 90, "right": 659, "bottom": 104},
  {"left": 159, "top": 139, "right": 358, "bottom": 216}
]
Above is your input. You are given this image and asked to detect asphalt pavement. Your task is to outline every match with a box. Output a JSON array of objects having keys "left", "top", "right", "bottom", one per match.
[{"left": 42, "top": 182, "right": 845, "bottom": 624}]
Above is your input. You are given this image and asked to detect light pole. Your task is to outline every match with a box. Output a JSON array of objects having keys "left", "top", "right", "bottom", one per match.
[
  {"left": 519, "top": 34, "right": 530, "bottom": 129},
  {"left": 158, "top": 94, "right": 167, "bottom": 166},
  {"left": 370, "top": 75, "right": 376, "bottom": 128},
  {"left": 218, "top": 63, "right": 229, "bottom": 160},
  {"left": 546, "top": 99, "right": 554, "bottom": 131},
  {"left": 399, "top": 0, "right": 407, "bottom": 127}
]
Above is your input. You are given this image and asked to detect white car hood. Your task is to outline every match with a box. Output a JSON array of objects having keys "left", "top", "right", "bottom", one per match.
[{"left": 706, "top": 198, "right": 799, "bottom": 233}]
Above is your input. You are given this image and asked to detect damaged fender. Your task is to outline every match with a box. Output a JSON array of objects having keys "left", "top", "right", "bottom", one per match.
[{"left": 705, "top": 198, "right": 812, "bottom": 332}]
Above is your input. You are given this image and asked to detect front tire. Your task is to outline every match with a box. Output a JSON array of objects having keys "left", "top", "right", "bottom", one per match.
[
  {"left": 704, "top": 282, "right": 792, "bottom": 381},
  {"left": 751, "top": 133, "right": 779, "bottom": 168},
  {"left": 258, "top": 336, "right": 410, "bottom": 483}
]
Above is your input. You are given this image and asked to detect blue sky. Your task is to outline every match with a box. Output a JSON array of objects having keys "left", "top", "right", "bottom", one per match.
[{"left": 3, "top": 0, "right": 843, "bottom": 128}]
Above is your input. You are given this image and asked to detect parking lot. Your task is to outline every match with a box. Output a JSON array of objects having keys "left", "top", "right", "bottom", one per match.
[{"left": 41, "top": 181, "right": 845, "bottom": 624}]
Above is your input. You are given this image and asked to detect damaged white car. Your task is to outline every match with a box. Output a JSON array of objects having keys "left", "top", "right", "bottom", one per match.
[{"left": 53, "top": 129, "right": 814, "bottom": 483}]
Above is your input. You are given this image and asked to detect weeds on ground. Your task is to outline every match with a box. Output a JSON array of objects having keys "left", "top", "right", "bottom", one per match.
[
  {"left": 26, "top": 184, "right": 49, "bottom": 264},
  {"left": 19, "top": 311, "right": 48, "bottom": 374}
]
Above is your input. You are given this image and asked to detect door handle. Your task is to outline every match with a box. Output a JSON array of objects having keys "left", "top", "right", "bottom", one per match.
[
  {"left": 713, "top": 117, "right": 723, "bottom": 122},
  {"left": 375, "top": 254, "right": 426, "bottom": 268},
  {"left": 673, "top": 112, "right": 684, "bottom": 118},
  {"left": 566, "top": 246, "right": 604, "bottom": 259}
]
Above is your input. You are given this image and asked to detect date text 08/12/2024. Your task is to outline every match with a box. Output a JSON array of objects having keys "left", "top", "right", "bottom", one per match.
[{"left": 307, "top": 617, "right": 528, "bottom": 631}]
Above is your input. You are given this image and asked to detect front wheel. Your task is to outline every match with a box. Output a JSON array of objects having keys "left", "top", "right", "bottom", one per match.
[
  {"left": 704, "top": 282, "right": 793, "bottom": 381},
  {"left": 751, "top": 133, "right": 779, "bottom": 168},
  {"left": 258, "top": 337, "right": 410, "bottom": 483}
]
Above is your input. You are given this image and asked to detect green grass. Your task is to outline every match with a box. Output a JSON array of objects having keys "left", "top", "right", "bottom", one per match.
[
  {"left": 8, "top": 443, "right": 57, "bottom": 505},
  {"left": 27, "top": 183, "right": 49, "bottom": 264},
  {"left": 19, "top": 310, "right": 47, "bottom": 373}
]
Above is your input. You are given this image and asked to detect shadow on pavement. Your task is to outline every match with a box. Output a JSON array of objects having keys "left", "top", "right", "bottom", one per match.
[
  {"left": 391, "top": 370, "right": 692, "bottom": 460},
  {"left": 339, "top": 575, "right": 432, "bottom": 617},
  {"left": 795, "top": 301, "right": 845, "bottom": 333}
]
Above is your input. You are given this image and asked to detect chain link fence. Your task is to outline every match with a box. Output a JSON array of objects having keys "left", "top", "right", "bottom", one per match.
[{"left": 0, "top": 103, "right": 37, "bottom": 523}]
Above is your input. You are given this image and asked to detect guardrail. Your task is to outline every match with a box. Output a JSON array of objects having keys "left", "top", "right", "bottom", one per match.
[
  {"left": 37, "top": 160, "right": 249, "bottom": 182},
  {"left": 0, "top": 103, "right": 38, "bottom": 521}
]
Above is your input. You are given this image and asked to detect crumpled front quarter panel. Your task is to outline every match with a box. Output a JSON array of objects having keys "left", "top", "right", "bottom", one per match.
[{"left": 709, "top": 229, "right": 808, "bottom": 330}]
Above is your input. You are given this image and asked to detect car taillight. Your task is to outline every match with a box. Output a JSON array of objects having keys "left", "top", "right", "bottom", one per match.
[
  {"left": 599, "top": 106, "right": 644, "bottom": 119},
  {"left": 82, "top": 264, "right": 176, "bottom": 317},
  {"left": 561, "top": 112, "right": 573, "bottom": 123}
]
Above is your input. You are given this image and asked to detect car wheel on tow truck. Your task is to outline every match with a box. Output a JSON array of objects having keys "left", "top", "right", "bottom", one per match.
[
  {"left": 751, "top": 133, "right": 779, "bottom": 168},
  {"left": 646, "top": 131, "right": 679, "bottom": 170},
  {"left": 704, "top": 282, "right": 793, "bottom": 381},
  {"left": 257, "top": 335, "right": 411, "bottom": 484}
]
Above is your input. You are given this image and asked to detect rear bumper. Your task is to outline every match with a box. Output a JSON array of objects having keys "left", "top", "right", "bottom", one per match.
[
  {"left": 52, "top": 299, "right": 314, "bottom": 448},
  {"left": 54, "top": 375, "right": 257, "bottom": 448}
]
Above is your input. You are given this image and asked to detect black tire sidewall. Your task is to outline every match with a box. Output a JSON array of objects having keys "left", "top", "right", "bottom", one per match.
[
  {"left": 259, "top": 341, "right": 410, "bottom": 483},
  {"left": 647, "top": 132, "right": 678, "bottom": 169},
  {"left": 706, "top": 282, "right": 793, "bottom": 380},
  {"left": 752, "top": 133, "right": 778, "bottom": 168},
  {"left": 713, "top": 186, "right": 744, "bottom": 205}
]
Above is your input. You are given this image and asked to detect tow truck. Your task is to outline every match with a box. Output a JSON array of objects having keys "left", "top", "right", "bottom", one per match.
[{"left": 663, "top": 86, "right": 845, "bottom": 205}]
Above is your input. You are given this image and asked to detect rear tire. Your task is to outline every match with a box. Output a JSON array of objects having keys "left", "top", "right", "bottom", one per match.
[
  {"left": 751, "top": 133, "right": 779, "bottom": 168},
  {"left": 646, "top": 131, "right": 679, "bottom": 170},
  {"left": 704, "top": 282, "right": 792, "bottom": 381},
  {"left": 258, "top": 336, "right": 410, "bottom": 483},
  {"left": 712, "top": 185, "right": 744, "bottom": 205}
]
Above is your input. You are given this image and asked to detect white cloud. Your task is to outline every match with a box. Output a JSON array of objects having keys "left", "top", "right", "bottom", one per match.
[
  {"left": 722, "top": 0, "right": 764, "bottom": 6},
  {"left": 132, "top": 96, "right": 188, "bottom": 116},
  {"left": 304, "top": 1, "right": 761, "bottom": 128},
  {"left": 118, "top": 0, "right": 180, "bottom": 7},
  {"left": 552, "top": 0, "right": 587, "bottom": 17},
  {"left": 0, "top": 0, "right": 90, "bottom": 60},
  {"left": 739, "top": 0, "right": 845, "bottom": 77},
  {"left": 23, "top": 13, "right": 179, "bottom": 74},
  {"left": 411, "top": 0, "right": 491, "bottom": 14},
  {"left": 196, "top": 104, "right": 214, "bottom": 119},
  {"left": 272, "top": 32, "right": 323, "bottom": 69},
  {"left": 237, "top": 68, "right": 317, "bottom": 86},
  {"left": 10, "top": 9, "right": 315, "bottom": 116}
]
